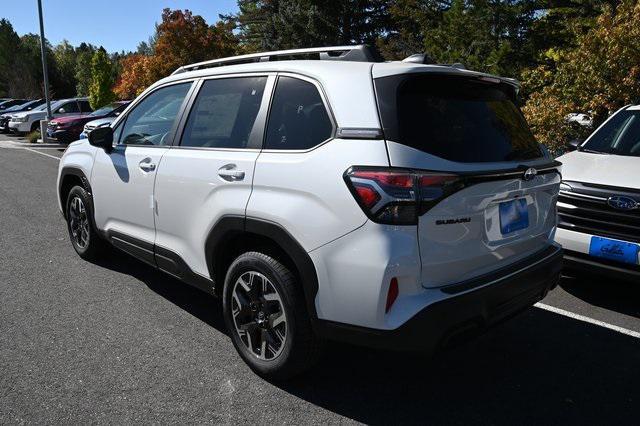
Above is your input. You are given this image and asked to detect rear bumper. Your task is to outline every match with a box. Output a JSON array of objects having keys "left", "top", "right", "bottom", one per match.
[{"left": 317, "top": 244, "right": 563, "bottom": 351}]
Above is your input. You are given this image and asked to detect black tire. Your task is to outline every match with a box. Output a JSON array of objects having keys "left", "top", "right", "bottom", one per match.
[
  {"left": 222, "top": 251, "right": 323, "bottom": 380},
  {"left": 65, "top": 185, "right": 106, "bottom": 260},
  {"left": 30, "top": 121, "right": 39, "bottom": 133}
]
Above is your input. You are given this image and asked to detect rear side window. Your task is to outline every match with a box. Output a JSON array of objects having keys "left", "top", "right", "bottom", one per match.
[
  {"left": 181, "top": 77, "right": 267, "bottom": 149},
  {"left": 375, "top": 75, "right": 542, "bottom": 163},
  {"left": 79, "top": 100, "right": 92, "bottom": 112},
  {"left": 264, "top": 76, "right": 333, "bottom": 150}
]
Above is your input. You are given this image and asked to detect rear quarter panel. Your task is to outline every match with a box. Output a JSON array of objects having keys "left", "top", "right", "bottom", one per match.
[{"left": 246, "top": 138, "right": 390, "bottom": 252}]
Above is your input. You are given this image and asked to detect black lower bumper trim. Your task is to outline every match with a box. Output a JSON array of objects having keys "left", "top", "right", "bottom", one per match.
[
  {"left": 317, "top": 245, "right": 563, "bottom": 352},
  {"left": 563, "top": 249, "right": 640, "bottom": 282}
]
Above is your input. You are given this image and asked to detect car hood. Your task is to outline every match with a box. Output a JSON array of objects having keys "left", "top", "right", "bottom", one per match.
[
  {"left": 557, "top": 151, "right": 640, "bottom": 190},
  {"left": 51, "top": 114, "right": 89, "bottom": 124},
  {"left": 85, "top": 117, "right": 114, "bottom": 127},
  {"left": 14, "top": 110, "right": 44, "bottom": 119}
]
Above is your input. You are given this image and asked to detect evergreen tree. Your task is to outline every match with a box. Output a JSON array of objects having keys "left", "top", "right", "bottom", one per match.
[
  {"left": 75, "top": 43, "right": 96, "bottom": 96},
  {"left": 88, "top": 48, "right": 116, "bottom": 109},
  {"left": 230, "top": 0, "right": 390, "bottom": 51}
]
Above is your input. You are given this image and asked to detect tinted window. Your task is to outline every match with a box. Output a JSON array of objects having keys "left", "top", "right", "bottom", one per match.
[
  {"left": 79, "top": 100, "right": 93, "bottom": 112},
  {"left": 375, "top": 75, "right": 542, "bottom": 163},
  {"left": 119, "top": 83, "right": 191, "bottom": 146},
  {"left": 264, "top": 77, "right": 333, "bottom": 150},
  {"left": 181, "top": 77, "right": 267, "bottom": 149},
  {"left": 581, "top": 110, "right": 640, "bottom": 157}
]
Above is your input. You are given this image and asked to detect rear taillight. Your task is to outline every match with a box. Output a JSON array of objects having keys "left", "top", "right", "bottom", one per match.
[{"left": 344, "top": 167, "right": 463, "bottom": 225}]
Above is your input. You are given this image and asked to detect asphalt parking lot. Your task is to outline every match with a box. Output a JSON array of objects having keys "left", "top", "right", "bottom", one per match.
[{"left": 1, "top": 134, "right": 639, "bottom": 425}]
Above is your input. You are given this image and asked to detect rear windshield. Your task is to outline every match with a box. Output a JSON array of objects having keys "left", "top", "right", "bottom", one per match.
[{"left": 374, "top": 75, "right": 542, "bottom": 163}]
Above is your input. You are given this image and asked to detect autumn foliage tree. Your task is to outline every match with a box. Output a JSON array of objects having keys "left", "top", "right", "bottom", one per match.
[
  {"left": 114, "top": 9, "right": 238, "bottom": 99},
  {"left": 522, "top": 0, "right": 640, "bottom": 151}
]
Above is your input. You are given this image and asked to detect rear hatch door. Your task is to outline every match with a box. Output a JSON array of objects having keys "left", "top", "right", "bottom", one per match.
[{"left": 373, "top": 68, "right": 561, "bottom": 288}]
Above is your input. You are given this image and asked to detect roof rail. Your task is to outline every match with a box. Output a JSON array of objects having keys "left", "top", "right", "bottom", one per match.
[{"left": 172, "top": 45, "right": 382, "bottom": 75}]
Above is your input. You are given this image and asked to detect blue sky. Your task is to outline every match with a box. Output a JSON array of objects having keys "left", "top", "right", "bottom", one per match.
[{"left": 2, "top": 0, "right": 239, "bottom": 53}]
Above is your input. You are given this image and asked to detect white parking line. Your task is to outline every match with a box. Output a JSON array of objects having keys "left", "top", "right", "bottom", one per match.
[
  {"left": 24, "top": 147, "right": 61, "bottom": 161},
  {"left": 535, "top": 302, "right": 640, "bottom": 338}
]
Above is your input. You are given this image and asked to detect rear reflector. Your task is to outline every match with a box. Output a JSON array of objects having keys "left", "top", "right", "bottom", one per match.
[{"left": 386, "top": 278, "right": 399, "bottom": 313}]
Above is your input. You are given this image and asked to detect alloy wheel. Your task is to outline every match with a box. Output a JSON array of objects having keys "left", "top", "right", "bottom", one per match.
[
  {"left": 231, "top": 271, "right": 288, "bottom": 361},
  {"left": 69, "top": 196, "right": 90, "bottom": 249}
]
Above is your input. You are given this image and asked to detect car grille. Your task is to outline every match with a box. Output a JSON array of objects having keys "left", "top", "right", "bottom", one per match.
[
  {"left": 47, "top": 122, "right": 57, "bottom": 131},
  {"left": 558, "top": 181, "right": 640, "bottom": 243}
]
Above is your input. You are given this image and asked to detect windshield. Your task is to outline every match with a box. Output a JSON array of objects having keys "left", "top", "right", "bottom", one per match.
[
  {"left": 90, "top": 102, "right": 121, "bottom": 117},
  {"left": 4, "top": 102, "right": 29, "bottom": 112},
  {"left": 375, "top": 75, "right": 542, "bottom": 163},
  {"left": 582, "top": 109, "right": 640, "bottom": 157}
]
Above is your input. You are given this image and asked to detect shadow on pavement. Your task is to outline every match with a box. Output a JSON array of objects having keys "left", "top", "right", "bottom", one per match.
[
  {"left": 94, "top": 253, "right": 640, "bottom": 425},
  {"left": 91, "top": 252, "right": 227, "bottom": 334},
  {"left": 560, "top": 273, "right": 640, "bottom": 319}
]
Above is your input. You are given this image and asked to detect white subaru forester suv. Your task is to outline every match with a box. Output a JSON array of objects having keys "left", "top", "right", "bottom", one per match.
[{"left": 57, "top": 46, "right": 562, "bottom": 379}]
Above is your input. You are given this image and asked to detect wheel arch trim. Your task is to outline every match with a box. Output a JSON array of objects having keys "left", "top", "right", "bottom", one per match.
[
  {"left": 204, "top": 215, "right": 321, "bottom": 326},
  {"left": 59, "top": 167, "right": 94, "bottom": 220}
]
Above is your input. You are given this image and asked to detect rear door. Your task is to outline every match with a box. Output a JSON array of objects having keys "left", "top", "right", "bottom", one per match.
[
  {"left": 374, "top": 71, "right": 560, "bottom": 287},
  {"left": 78, "top": 99, "right": 93, "bottom": 116},
  {"left": 153, "top": 74, "right": 274, "bottom": 278}
]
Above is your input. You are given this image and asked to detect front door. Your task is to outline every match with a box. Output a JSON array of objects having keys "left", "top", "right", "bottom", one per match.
[{"left": 91, "top": 82, "right": 193, "bottom": 250}]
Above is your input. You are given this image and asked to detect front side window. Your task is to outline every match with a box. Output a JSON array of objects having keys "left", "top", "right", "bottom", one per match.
[
  {"left": 119, "top": 83, "right": 191, "bottom": 146},
  {"left": 582, "top": 109, "right": 640, "bottom": 157},
  {"left": 57, "top": 101, "right": 80, "bottom": 114},
  {"left": 180, "top": 77, "right": 267, "bottom": 149},
  {"left": 264, "top": 77, "right": 333, "bottom": 150}
]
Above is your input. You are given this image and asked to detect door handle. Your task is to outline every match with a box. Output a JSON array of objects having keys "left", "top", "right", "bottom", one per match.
[
  {"left": 139, "top": 158, "right": 156, "bottom": 172},
  {"left": 218, "top": 164, "right": 245, "bottom": 181}
]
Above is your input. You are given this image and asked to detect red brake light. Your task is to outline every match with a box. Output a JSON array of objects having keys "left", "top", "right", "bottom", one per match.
[
  {"left": 344, "top": 167, "right": 462, "bottom": 225},
  {"left": 353, "top": 171, "right": 414, "bottom": 188},
  {"left": 354, "top": 185, "right": 381, "bottom": 208}
]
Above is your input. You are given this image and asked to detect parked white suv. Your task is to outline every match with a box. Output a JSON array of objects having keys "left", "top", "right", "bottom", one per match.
[
  {"left": 556, "top": 105, "right": 640, "bottom": 281},
  {"left": 57, "top": 46, "right": 562, "bottom": 379},
  {"left": 9, "top": 98, "right": 92, "bottom": 134}
]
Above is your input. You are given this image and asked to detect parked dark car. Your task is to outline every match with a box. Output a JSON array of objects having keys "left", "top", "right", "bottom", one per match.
[
  {"left": 47, "top": 101, "right": 129, "bottom": 143},
  {"left": 0, "top": 100, "right": 46, "bottom": 132},
  {"left": 0, "top": 99, "right": 28, "bottom": 111}
]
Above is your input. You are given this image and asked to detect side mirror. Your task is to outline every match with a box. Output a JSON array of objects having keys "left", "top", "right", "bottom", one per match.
[
  {"left": 566, "top": 139, "right": 583, "bottom": 151},
  {"left": 88, "top": 126, "right": 113, "bottom": 153}
]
